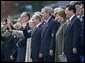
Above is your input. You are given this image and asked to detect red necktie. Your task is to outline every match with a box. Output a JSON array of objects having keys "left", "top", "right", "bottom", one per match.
[{"left": 42, "top": 21, "right": 47, "bottom": 33}]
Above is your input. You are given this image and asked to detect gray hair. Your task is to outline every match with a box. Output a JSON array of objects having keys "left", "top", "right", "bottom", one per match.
[
  {"left": 41, "top": 6, "right": 53, "bottom": 15},
  {"left": 31, "top": 11, "right": 41, "bottom": 21}
]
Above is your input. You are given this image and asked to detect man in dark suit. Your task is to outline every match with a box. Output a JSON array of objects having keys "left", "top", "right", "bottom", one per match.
[
  {"left": 64, "top": 5, "right": 81, "bottom": 62},
  {"left": 30, "top": 12, "right": 43, "bottom": 62},
  {"left": 39, "top": 6, "right": 59, "bottom": 62},
  {"left": 75, "top": 2, "right": 84, "bottom": 62}
]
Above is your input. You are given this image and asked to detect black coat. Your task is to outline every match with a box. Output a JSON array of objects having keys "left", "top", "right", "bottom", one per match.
[
  {"left": 78, "top": 15, "right": 84, "bottom": 55},
  {"left": 1, "top": 31, "right": 14, "bottom": 61},
  {"left": 10, "top": 36, "right": 19, "bottom": 61},
  {"left": 31, "top": 24, "right": 42, "bottom": 59},
  {"left": 40, "top": 16, "right": 59, "bottom": 56},
  {"left": 22, "top": 23, "right": 31, "bottom": 39},
  {"left": 21, "top": 23, "right": 31, "bottom": 50},
  {"left": 64, "top": 15, "right": 81, "bottom": 54}
]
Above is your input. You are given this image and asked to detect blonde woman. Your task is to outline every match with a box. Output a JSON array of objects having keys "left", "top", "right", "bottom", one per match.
[{"left": 54, "top": 8, "right": 67, "bottom": 62}]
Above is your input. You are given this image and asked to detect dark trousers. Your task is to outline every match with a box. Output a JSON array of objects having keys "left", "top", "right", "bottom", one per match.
[
  {"left": 16, "top": 47, "right": 26, "bottom": 62},
  {"left": 40, "top": 55, "right": 55, "bottom": 62},
  {"left": 80, "top": 55, "right": 84, "bottom": 62},
  {"left": 32, "top": 56, "right": 43, "bottom": 62},
  {"left": 66, "top": 53, "right": 80, "bottom": 62}
]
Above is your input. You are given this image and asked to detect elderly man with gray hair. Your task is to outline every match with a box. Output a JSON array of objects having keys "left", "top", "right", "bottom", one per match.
[
  {"left": 39, "top": 6, "right": 59, "bottom": 62},
  {"left": 29, "top": 11, "right": 43, "bottom": 62}
]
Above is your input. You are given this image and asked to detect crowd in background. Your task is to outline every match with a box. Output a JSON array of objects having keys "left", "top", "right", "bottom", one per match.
[{"left": 1, "top": 1, "right": 84, "bottom": 62}]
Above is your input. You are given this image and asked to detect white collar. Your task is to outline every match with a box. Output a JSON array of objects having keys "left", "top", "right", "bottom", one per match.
[
  {"left": 77, "top": 15, "right": 81, "bottom": 18},
  {"left": 36, "top": 22, "right": 42, "bottom": 28},
  {"left": 69, "top": 14, "right": 75, "bottom": 21},
  {"left": 45, "top": 16, "right": 51, "bottom": 23},
  {"left": 81, "top": 14, "right": 84, "bottom": 18}
]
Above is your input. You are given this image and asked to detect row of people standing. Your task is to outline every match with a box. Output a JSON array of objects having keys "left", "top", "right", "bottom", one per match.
[
  {"left": 30, "top": 7, "right": 59, "bottom": 62},
  {"left": 1, "top": 1, "right": 84, "bottom": 62},
  {"left": 55, "top": 1, "right": 84, "bottom": 62},
  {"left": 29, "top": 1, "right": 84, "bottom": 62}
]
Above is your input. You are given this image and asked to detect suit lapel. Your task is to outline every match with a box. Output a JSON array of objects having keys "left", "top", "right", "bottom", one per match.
[
  {"left": 41, "top": 17, "right": 52, "bottom": 38},
  {"left": 65, "top": 15, "right": 76, "bottom": 33},
  {"left": 31, "top": 28, "right": 35, "bottom": 36},
  {"left": 41, "top": 23, "right": 48, "bottom": 38},
  {"left": 32, "top": 27, "right": 37, "bottom": 37},
  {"left": 32, "top": 24, "right": 41, "bottom": 37}
]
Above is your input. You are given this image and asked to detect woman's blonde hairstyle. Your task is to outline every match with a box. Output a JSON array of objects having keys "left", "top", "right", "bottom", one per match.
[
  {"left": 31, "top": 11, "right": 42, "bottom": 21},
  {"left": 54, "top": 8, "right": 66, "bottom": 19}
]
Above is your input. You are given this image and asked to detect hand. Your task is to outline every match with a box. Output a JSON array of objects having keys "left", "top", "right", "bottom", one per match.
[
  {"left": 10, "top": 55, "right": 14, "bottom": 60},
  {"left": 16, "top": 43, "right": 18, "bottom": 47},
  {"left": 39, "top": 53, "right": 43, "bottom": 58},
  {"left": 7, "top": 15, "right": 12, "bottom": 22},
  {"left": 73, "top": 48, "right": 77, "bottom": 54},
  {"left": 49, "top": 50, "right": 53, "bottom": 56},
  {"left": 62, "top": 52, "right": 64, "bottom": 55}
]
